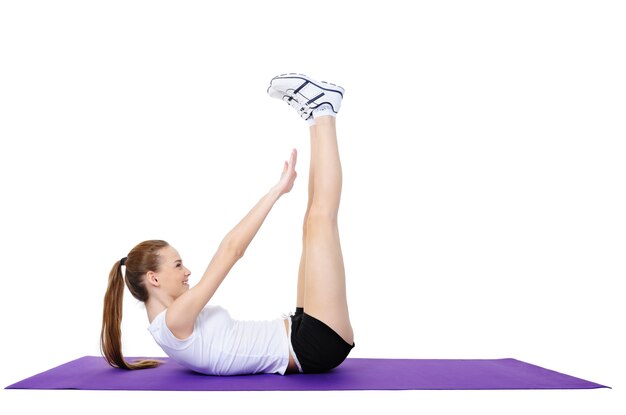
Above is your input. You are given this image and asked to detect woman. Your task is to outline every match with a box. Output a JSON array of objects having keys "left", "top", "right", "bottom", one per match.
[{"left": 101, "top": 73, "right": 354, "bottom": 375}]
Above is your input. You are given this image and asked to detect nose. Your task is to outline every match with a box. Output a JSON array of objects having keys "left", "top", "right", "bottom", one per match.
[{"left": 184, "top": 267, "right": 191, "bottom": 276}]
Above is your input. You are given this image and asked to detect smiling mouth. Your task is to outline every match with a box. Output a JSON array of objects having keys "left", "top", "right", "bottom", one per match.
[{"left": 183, "top": 280, "right": 189, "bottom": 285}]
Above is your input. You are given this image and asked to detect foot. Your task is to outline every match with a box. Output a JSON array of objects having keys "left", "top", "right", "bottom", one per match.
[{"left": 267, "top": 73, "right": 344, "bottom": 120}]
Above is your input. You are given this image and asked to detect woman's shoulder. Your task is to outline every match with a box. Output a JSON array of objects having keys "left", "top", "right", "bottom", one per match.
[{"left": 148, "top": 308, "right": 168, "bottom": 330}]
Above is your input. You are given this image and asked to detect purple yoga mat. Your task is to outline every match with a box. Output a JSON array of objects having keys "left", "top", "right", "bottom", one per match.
[{"left": 5, "top": 356, "right": 607, "bottom": 391}]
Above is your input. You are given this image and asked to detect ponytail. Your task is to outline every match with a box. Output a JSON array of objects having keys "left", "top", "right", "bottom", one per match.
[{"left": 100, "top": 259, "right": 161, "bottom": 370}]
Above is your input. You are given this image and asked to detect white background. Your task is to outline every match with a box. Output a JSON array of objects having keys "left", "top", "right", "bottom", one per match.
[{"left": 1, "top": 1, "right": 624, "bottom": 413}]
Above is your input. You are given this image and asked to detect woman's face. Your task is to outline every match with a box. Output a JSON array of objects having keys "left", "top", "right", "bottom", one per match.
[{"left": 153, "top": 245, "right": 191, "bottom": 299}]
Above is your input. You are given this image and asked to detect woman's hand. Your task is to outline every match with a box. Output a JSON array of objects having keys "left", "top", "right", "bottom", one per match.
[{"left": 272, "top": 148, "right": 298, "bottom": 197}]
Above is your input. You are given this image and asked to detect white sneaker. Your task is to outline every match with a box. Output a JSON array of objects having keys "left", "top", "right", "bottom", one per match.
[{"left": 267, "top": 73, "right": 344, "bottom": 120}]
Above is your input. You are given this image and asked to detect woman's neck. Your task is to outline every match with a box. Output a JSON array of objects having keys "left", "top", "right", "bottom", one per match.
[{"left": 145, "top": 297, "right": 169, "bottom": 324}]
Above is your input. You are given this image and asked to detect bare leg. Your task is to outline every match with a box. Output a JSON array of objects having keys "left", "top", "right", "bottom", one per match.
[
  {"left": 298, "top": 116, "right": 353, "bottom": 345},
  {"left": 296, "top": 125, "right": 317, "bottom": 308}
]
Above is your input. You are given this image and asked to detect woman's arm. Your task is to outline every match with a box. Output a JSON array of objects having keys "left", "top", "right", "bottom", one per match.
[{"left": 166, "top": 149, "right": 298, "bottom": 339}]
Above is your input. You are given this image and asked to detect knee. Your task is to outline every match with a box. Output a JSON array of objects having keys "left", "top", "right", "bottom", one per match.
[{"left": 305, "top": 207, "right": 338, "bottom": 231}]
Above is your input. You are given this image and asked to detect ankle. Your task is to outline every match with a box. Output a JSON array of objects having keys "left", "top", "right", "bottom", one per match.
[
  {"left": 312, "top": 103, "right": 336, "bottom": 120},
  {"left": 314, "top": 115, "right": 335, "bottom": 125}
]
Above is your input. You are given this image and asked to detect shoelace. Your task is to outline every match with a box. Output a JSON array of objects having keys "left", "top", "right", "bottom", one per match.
[{"left": 282, "top": 94, "right": 313, "bottom": 119}]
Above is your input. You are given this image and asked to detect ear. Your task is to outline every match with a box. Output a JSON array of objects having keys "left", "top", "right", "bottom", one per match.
[{"left": 146, "top": 271, "right": 159, "bottom": 287}]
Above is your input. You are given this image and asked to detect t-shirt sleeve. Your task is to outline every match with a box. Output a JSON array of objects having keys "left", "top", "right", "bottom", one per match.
[{"left": 151, "top": 310, "right": 197, "bottom": 350}]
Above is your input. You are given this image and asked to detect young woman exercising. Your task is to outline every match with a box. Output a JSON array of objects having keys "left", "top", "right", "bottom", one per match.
[{"left": 101, "top": 74, "right": 354, "bottom": 375}]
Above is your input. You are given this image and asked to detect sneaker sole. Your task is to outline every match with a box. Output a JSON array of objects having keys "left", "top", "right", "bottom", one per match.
[{"left": 269, "top": 73, "right": 345, "bottom": 97}]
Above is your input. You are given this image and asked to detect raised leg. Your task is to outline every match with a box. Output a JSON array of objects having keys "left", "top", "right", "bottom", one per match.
[
  {"left": 296, "top": 124, "right": 317, "bottom": 308},
  {"left": 297, "top": 116, "right": 353, "bottom": 345}
]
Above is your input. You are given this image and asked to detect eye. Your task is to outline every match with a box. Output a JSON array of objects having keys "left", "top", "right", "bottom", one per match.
[{"left": 176, "top": 263, "right": 182, "bottom": 268}]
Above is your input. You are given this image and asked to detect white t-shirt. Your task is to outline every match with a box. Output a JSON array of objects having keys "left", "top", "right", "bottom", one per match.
[{"left": 148, "top": 305, "right": 290, "bottom": 375}]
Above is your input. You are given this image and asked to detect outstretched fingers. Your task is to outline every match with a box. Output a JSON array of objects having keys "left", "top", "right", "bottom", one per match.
[
  {"left": 274, "top": 149, "right": 298, "bottom": 196},
  {"left": 288, "top": 148, "right": 297, "bottom": 170}
]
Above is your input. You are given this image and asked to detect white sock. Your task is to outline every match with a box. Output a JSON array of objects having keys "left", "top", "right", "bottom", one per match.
[
  {"left": 307, "top": 116, "right": 316, "bottom": 126},
  {"left": 312, "top": 104, "right": 336, "bottom": 119}
]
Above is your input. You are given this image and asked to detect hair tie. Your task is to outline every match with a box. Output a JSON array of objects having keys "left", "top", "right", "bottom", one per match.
[{"left": 120, "top": 257, "right": 127, "bottom": 266}]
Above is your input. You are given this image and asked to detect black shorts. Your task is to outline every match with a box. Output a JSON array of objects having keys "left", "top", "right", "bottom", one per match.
[{"left": 290, "top": 307, "right": 355, "bottom": 373}]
